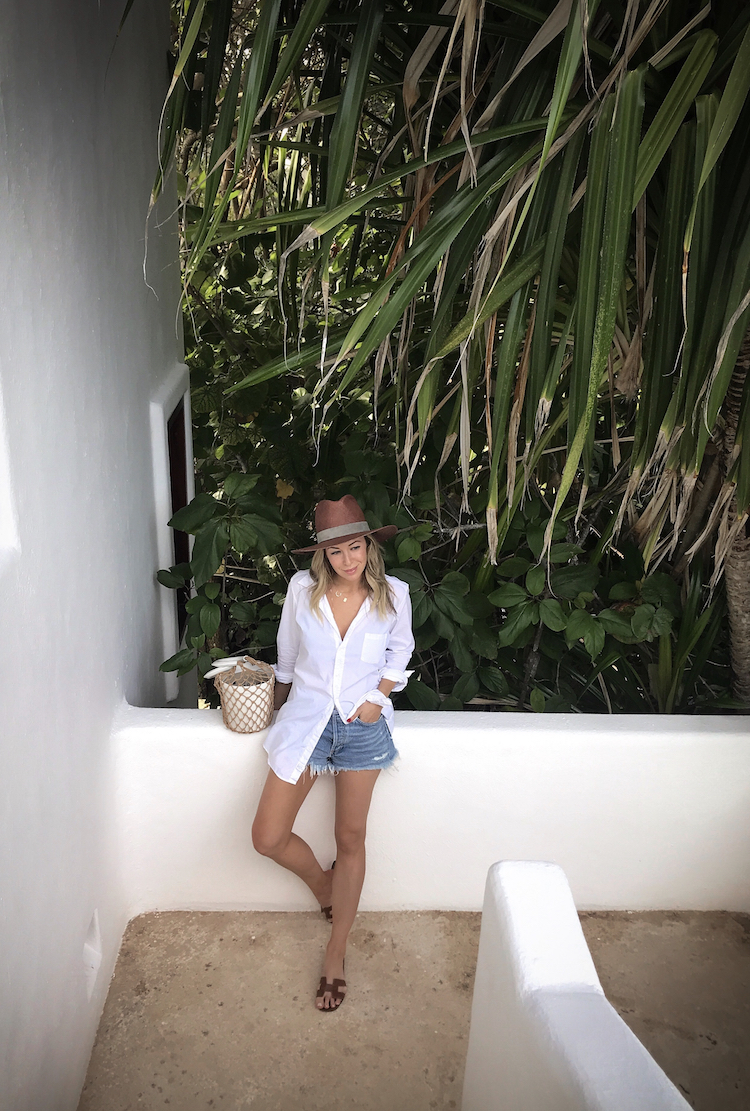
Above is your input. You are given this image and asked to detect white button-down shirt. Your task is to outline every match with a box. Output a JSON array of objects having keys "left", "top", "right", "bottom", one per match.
[{"left": 264, "top": 570, "right": 414, "bottom": 783}]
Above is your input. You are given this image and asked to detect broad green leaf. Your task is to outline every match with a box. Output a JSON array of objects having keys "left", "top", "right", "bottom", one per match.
[
  {"left": 191, "top": 521, "right": 229, "bottom": 588},
  {"left": 530, "top": 688, "right": 546, "bottom": 712},
  {"left": 549, "top": 543, "right": 583, "bottom": 563},
  {"left": 230, "top": 518, "right": 259, "bottom": 555},
  {"left": 609, "top": 581, "right": 637, "bottom": 600},
  {"left": 439, "top": 572, "right": 470, "bottom": 597},
  {"left": 200, "top": 602, "right": 221, "bottom": 638},
  {"left": 431, "top": 608, "right": 455, "bottom": 640},
  {"left": 462, "top": 593, "right": 494, "bottom": 619},
  {"left": 160, "top": 648, "right": 195, "bottom": 673},
  {"left": 526, "top": 565, "right": 546, "bottom": 596},
  {"left": 411, "top": 591, "right": 432, "bottom": 629},
  {"left": 631, "top": 604, "right": 657, "bottom": 640},
  {"left": 652, "top": 606, "right": 674, "bottom": 637},
  {"left": 598, "top": 609, "right": 636, "bottom": 640},
  {"left": 527, "top": 520, "right": 564, "bottom": 559},
  {"left": 434, "top": 590, "right": 473, "bottom": 626},
  {"left": 186, "top": 613, "right": 203, "bottom": 642},
  {"left": 498, "top": 602, "right": 535, "bottom": 646},
  {"left": 397, "top": 537, "right": 421, "bottom": 562},
  {"left": 488, "top": 583, "right": 529, "bottom": 608},
  {"left": 224, "top": 473, "right": 261, "bottom": 498},
  {"left": 230, "top": 601, "right": 257, "bottom": 625},
  {"left": 390, "top": 568, "right": 425, "bottom": 591},
  {"left": 157, "top": 569, "right": 185, "bottom": 590},
  {"left": 453, "top": 672, "right": 480, "bottom": 703},
  {"left": 450, "top": 634, "right": 475, "bottom": 673},
  {"left": 565, "top": 608, "right": 594, "bottom": 644},
  {"left": 238, "top": 514, "right": 283, "bottom": 554},
  {"left": 440, "top": 696, "right": 464, "bottom": 711},
  {"left": 550, "top": 563, "right": 600, "bottom": 600},
  {"left": 404, "top": 677, "right": 441, "bottom": 711},
  {"left": 641, "top": 573, "right": 681, "bottom": 616},
  {"left": 416, "top": 623, "right": 440, "bottom": 651},
  {"left": 469, "top": 621, "right": 499, "bottom": 659},
  {"left": 499, "top": 556, "right": 531, "bottom": 577},
  {"left": 169, "top": 492, "right": 220, "bottom": 534},
  {"left": 478, "top": 667, "right": 509, "bottom": 697},
  {"left": 539, "top": 598, "right": 566, "bottom": 631},
  {"left": 204, "top": 582, "right": 220, "bottom": 600},
  {"left": 583, "top": 622, "right": 605, "bottom": 661}
]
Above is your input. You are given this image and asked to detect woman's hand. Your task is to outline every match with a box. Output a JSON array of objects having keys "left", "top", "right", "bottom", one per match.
[
  {"left": 273, "top": 681, "right": 292, "bottom": 710},
  {"left": 348, "top": 701, "right": 382, "bottom": 724}
]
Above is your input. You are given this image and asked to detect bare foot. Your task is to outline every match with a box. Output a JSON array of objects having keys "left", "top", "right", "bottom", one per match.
[{"left": 316, "top": 942, "right": 346, "bottom": 1011}]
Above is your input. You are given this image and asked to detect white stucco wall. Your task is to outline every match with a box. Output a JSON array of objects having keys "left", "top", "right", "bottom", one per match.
[
  {"left": 462, "top": 862, "right": 690, "bottom": 1111},
  {"left": 115, "top": 707, "right": 750, "bottom": 916},
  {"left": 0, "top": 3, "right": 182, "bottom": 1109}
]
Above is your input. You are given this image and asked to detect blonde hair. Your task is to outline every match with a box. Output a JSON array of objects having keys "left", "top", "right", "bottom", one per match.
[{"left": 309, "top": 536, "right": 396, "bottom": 619}]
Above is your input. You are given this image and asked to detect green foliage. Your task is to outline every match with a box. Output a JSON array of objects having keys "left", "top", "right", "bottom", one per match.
[
  {"left": 158, "top": 455, "right": 732, "bottom": 709},
  {"left": 151, "top": 0, "right": 746, "bottom": 712}
]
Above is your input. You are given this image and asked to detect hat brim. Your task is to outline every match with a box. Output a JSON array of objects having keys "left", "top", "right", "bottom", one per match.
[{"left": 292, "top": 524, "right": 399, "bottom": 554}]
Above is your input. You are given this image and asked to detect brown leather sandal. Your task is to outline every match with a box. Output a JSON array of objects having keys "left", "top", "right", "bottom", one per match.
[{"left": 316, "top": 975, "right": 347, "bottom": 1011}]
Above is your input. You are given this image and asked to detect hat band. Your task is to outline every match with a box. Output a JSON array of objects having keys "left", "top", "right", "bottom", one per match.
[{"left": 316, "top": 520, "right": 370, "bottom": 544}]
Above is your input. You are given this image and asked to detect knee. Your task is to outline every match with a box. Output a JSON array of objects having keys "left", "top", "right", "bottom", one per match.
[
  {"left": 335, "top": 825, "right": 367, "bottom": 857},
  {"left": 252, "top": 819, "right": 286, "bottom": 858}
]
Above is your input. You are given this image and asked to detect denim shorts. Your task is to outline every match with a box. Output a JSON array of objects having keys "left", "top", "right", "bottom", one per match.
[{"left": 307, "top": 711, "right": 398, "bottom": 775}]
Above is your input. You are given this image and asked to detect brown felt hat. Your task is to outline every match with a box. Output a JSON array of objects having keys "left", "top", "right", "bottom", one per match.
[{"left": 292, "top": 494, "right": 398, "bottom": 553}]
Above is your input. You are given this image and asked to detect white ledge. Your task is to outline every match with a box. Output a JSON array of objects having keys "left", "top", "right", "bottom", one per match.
[
  {"left": 113, "top": 706, "right": 750, "bottom": 916},
  {"left": 462, "top": 862, "right": 690, "bottom": 1110}
]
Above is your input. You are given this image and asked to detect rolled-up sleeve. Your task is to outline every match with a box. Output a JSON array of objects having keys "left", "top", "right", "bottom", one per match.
[
  {"left": 274, "top": 582, "right": 300, "bottom": 683},
  {"left": 380, "top": 584, "right": 415, "bottom": 690}
]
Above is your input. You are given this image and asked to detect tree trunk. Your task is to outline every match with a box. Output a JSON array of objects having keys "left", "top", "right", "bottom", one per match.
[{"left": 723, "top": 329, "right": 750, "bottom": 706}]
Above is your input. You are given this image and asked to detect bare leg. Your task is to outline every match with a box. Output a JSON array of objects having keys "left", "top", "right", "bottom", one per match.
[
  {"left": 317, "top": 768, "right": 381, "bottom": 1010},
  {"left": 252, "top": 769, "right": 333, "bottom": 910}
]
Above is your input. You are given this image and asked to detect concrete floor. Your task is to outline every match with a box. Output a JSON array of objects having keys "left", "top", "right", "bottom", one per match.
[
  {"left": 78, "top": 909, "right": 750, "bottom": 1111},
  {"left": 580, "top": 911, "right": 750, "bottom": 1111},
  {"left": 78, "top": 911, "right": 480, "bottom": 1111}
]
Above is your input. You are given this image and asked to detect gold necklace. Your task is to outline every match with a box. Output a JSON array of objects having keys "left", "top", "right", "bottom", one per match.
[{"left": 331, "top": 581, "right": 361, "bottom": 604}]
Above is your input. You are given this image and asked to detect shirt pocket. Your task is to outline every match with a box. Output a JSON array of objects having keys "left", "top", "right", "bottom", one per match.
[{"left": 361, "top": 632, "right": 387, "bottom": 665}]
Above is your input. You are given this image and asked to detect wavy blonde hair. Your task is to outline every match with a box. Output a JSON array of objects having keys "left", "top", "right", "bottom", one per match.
[{"left": 309, "top": 536, "right": 395, "bottom": 619}]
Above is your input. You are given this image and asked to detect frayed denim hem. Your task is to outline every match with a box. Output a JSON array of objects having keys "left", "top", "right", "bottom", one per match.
[{"left": 306, "top": 756, "right": 398, "bottom": 777}]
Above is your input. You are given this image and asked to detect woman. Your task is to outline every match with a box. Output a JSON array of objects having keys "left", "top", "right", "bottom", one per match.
[{"left": 252, "top": 495, "right": 414, "bottom": 1012}]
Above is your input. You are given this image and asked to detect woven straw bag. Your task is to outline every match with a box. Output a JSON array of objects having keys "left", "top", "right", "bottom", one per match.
[{"left": 207, "top": 656, "right": 275, "bottom": 733}]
